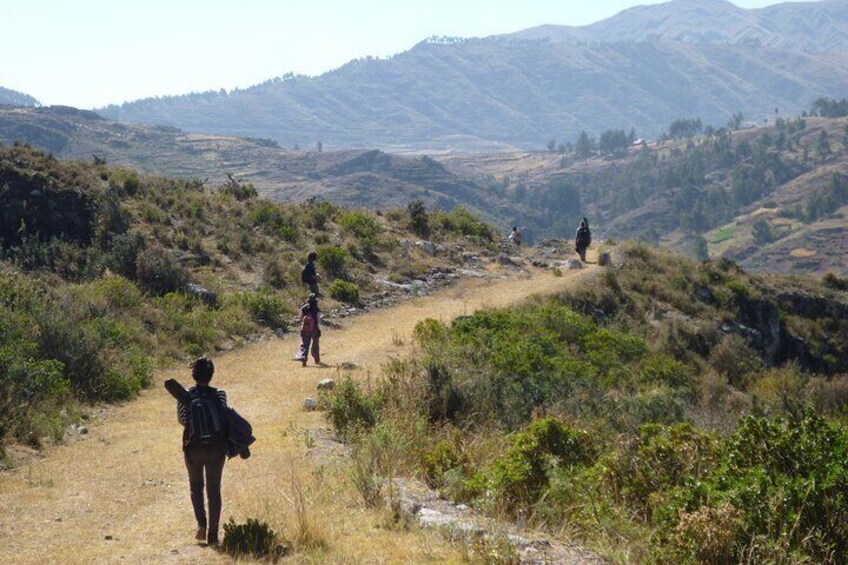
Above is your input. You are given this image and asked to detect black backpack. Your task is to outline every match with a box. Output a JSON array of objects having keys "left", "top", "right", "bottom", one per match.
[
  {"left": 187, "top": 387, "right": 224, "bottom": 446},
  {"left": 301, "top": 265, "right": 310, "bottom": 283}
]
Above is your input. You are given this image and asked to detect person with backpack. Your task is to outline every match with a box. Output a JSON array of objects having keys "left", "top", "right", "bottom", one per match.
[
  {"left": 294, "top": 293, "right": 321, "bottom": 367},
  {"left": 508, "top": 226, "right": 523, "bottom": 247},
  {"left": 301, "top": 251, "right": 322, "bottom": 296},
  {"left": 176, "top": 357, "right": 228, "bottom": 546},
  {"left": 575, "top": 218, "right": 592, "bottom": 262}
]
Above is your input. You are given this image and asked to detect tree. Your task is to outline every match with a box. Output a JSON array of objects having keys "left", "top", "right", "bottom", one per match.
[
  {"left": 316, "top": 140, "right": 323, "bottom": 153},
  {"left": 752, "top": 218, "right": 774, "bottom": 246},
  {"left": 815, "top": 130, "right": 831, "bottom": 157},
  {"left": 728, "top": 112, "right": 744, "bottom": 131},
  {"left": 407, "top": 200, "right": 430, "bottom": 238},
  {"left": 547, "top": 139, "right": 556, "bottom": 153},
  {"left": 599, "top": 129, "right": 629, "bottom": 157},
  {"left": 668, "top": 118, "right": 702, "bottom": 139},
  {"left": 575, "top": 131, "right": 595, "bottom": 160}
]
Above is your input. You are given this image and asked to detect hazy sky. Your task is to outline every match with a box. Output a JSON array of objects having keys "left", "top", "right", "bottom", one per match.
[{"left": 2, "top": 0, "right": 814, "bottom": 109}]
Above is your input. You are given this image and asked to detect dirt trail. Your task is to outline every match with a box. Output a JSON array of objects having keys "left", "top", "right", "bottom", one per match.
[{"left": 0, "top": 263, "right": 596, "bottom": 564}]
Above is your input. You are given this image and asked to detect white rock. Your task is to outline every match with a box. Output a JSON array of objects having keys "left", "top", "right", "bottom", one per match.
[{"left": 317, "top": 379, "right": 335, "bottom": 390}]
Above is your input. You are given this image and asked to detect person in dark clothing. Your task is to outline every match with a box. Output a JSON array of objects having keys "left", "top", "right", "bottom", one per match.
[
  {"left": 177, "top": 357, "right": 228, "bottom": 546},
  {"left": 508, "top": 226, "right": 523, "bottom": 247},
  {"left": 575, "top": 218, "right": 592, "bottom": 262},
  {"left": 302, "top": 251, "right": 322, "bottom": 296},
  {"left": 294, "top": 294, "right": 321, "bottom": 367}
]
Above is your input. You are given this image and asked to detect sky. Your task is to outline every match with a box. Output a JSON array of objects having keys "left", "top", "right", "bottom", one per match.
[{"left": 1, "top": 0, "right": 814, "bottom": 109}]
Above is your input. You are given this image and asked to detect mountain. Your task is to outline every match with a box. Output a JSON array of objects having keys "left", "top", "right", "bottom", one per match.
[
  {"left": 98, "top": 0, "right": 848, "bottom": 151},
  {"left": 0, "top": 105, "right": 535, "bottom": 229},
  {"left": 513, "top": 0, "right": 848, "bottom": 52},
  {"left": 0, "top": 86, "right": 39, "bottom": 107}
]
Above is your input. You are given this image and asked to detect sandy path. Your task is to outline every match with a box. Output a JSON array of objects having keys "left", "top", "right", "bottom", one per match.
[{"left": 0, "top": 264, "right": 594, "bottom": 564}]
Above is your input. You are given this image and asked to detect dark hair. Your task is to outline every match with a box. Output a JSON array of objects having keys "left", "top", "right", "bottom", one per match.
[
  {"left": 307, "top": 251, "right": 318, "bottom": 261},
  {"left": 513, "top": 226, "right": 517, "bottom": 231},
  {"left": 191, "top": 357, "right": 214, "bottom": 384}
]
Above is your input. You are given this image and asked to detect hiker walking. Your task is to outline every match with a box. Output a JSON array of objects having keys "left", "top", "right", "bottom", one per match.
[
  {"left": 575, "top": 217, "right": 592, "bottom": 262},
  {"left": 295, "top": 294, "right": 322, "bottom": 367},
  {"left": 176, "top": 357, "right": 228, "bottom": 546},
  {"left": 508, "top": 226, "right": 523, "bottom": 247},
  {"left": 301, "top": 251, "right": 322, "bottom": 296}
]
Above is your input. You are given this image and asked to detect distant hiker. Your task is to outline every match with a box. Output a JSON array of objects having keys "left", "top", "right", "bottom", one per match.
[
  {"left": 301, "top": 251, "right": 322, "bottom": 296},
  {"left": 508, "top": 226, "right": 523, "bottom": 247},
  {"left": 575, "top": 218, "right": 592, "bottom": 262},
  {"left": 176, "top": 357, "right": 228, "bottom": 546},
  {"left": 295, "top": 294, "right": 322, "bottom": 367}
]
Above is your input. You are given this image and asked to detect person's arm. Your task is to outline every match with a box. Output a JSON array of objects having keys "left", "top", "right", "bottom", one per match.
[{"left": 217, "top": 390, "right": 228, "bottom": 410}]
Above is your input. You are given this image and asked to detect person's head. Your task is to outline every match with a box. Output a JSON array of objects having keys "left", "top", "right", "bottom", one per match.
[
  {"left": 512, "top": 226, "right": 517, "bottom": 231},
  {"left": 307, "top": 251, "right": 318, "bottom": 262},
  {"left": 191, "top": 356, "right": 215, "bottom": 385},
  {"left": 583, "top": 217, "right": 589, "bottom": 227}
]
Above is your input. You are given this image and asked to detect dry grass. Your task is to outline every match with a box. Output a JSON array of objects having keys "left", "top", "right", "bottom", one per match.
[
  {"left": 0, "top": 259, "right": 595, "bottom": 564},
  {"left": 790, "top": 247, "right": 817, "bottom": 258}
]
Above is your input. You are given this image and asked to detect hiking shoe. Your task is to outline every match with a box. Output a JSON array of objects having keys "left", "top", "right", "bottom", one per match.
[{"left": 195, "top": 527, "right": 206, "bottom": 541}]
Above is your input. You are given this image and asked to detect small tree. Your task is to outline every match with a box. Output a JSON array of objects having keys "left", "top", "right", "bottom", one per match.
[
  {"left": 752, "top": 218, "right": 774, "bottom": 246},
  {"left": 407, "top": 200, "right": 430, "bottom": 238}
]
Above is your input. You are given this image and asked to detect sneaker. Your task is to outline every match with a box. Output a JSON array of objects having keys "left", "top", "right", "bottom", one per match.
[{"left": 195, "top": 527, "right": 206, "bottom": 541}]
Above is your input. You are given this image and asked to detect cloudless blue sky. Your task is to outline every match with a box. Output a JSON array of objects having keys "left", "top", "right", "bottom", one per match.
[{"left": 1, "top": 0, "right": 814, "bottom": 108}]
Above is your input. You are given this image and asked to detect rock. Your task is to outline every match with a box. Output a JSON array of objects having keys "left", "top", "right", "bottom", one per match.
[
  {"left": 592, "top": 309, "right": 606, "bottom": 324},
  {"left": 77, "top": 426, "right": 89, "bottom": 435},
  {"left": 598, "top": 252, "right": 611, "bottom": 266},
  {"left": 566, "top": 259, "right": 584, "bottom": 270},
  {"left": 104, "top": 535, "right": 113, "bottom": 541},
  {"left": 303, "top": 398, "right": 318, "bottom": 411},
  {"left": 496, "top": 253, "right": 516, "bottom": 266},
  {"left": 185, "top": 283, "right": 218, "bottom": 307},
  {"left": 415, "top": 240, "right": 437, "bottom": 255},
  {"left": 317, "top": 379, "right": 335, "bottom": 391}
]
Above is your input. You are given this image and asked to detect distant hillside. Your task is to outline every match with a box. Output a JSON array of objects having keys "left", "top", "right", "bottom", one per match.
[
  {"left": 513, "top": 0, "right": 848, "bottom": 52},
  {"left": 0, "top": 105, "right": 537, "bottom": 231},
  {"left": 0, "top": 86, "right": 39, "bottom": 107},
  {"left": 98, "top": 0, "right": 848, "bottom": 151},
  {"left": 440, "top": 114, "right": 848, "bottom": 277}
]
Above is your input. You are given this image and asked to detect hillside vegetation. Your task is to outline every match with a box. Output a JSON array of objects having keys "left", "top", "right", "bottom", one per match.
[
  {"left": 0, "top": 106, "right": 538, "bottom": 232},
  {"left": 329, "top": 243, "right": 848, "bottom": 562},
  {"left": 0, "top": 86, "right": 39, "bottom": 108},
  {"left": 98, "top": 0, "right": 848, "bottom": 151},
  {"left": 0, "top": 143, "right": 494, "bottom": 459}
]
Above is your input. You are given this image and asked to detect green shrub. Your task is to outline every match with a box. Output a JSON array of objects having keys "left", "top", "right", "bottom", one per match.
[
  {"left": 484, "top": 417, "right": 594, "bottom": 512},
  {"left": 230, "top": 289, "right": 290, "bottom": 328},
  {"left": 407, "top": 200, "right": 430, "bottom": 238},
  {"left": 337, "top": 211, "right": 383, "bottom": 255},
  {"left": 328, "top": 280, "right": 359, "bottom": 304},
  {"left": 135, "top": 245, "right": 187, "bottom": 295},
  {"left": 222, "top": 517, "right": 284, "bottom": 559},
  {"left": 317, "top": 245, "right": 348, "bottom": 279},
  {"left": 325, "top": 376, "right": 378, "bottom": 440},
  {"left": 421, "top": 436, "right": 469, "bottom": 489}
]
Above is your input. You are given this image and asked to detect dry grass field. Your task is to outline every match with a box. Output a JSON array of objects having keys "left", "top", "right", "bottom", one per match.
[{"left": 0, "top": 260, "right": 595, "bottom": 564}]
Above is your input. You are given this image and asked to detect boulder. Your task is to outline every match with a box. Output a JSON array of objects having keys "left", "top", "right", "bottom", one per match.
[
  {"left": 415, "top": 240, "right": 437, "bottom": 256},
  {"left": 317, "top": 378, "right": 335, "bottom": 390},
  {"left": 598, "top": 252, "right": 611, "bottom": 266},
  {"left": 566, "top": 259, "right": 584, "bottom": 270},
  {"left": 303, "top": 398, "right": 318, "bottom": 411}
]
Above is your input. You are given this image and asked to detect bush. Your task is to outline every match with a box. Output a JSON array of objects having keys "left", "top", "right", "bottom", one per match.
[
  {"left": 328, "top": 279, "right": 359, "bottom": 304},
  {"left": 407, "top": 200, "right": 430, "bottom": 238},
  {"left": 230, "top": 289, "right": 290, "bottom": 328},
  {"left": 325, "top": 376, "right": 378, "bottom": 440},
  {"left": 337, "top": 211, "right": 383, "bottom": 255},
  {"left": 222, "top": 518, "right": 285, "bottom": 559},
  {"left": 317, "top": 245, "right": 348, "bottom": 279},
  {"left": 484, "top": 417, "right": 594, "bottom": 512},
  {"left": 135, "top": 245, "right": 187, "bottom": 295}
]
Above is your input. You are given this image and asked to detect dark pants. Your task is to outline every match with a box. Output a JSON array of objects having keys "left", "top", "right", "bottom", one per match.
[
  {"left": 184, "top": 444, "right": 226, "bottom": 537},
  {"left": 296, "top": 334, "right": 320, "bottom": 363},
  {"left": 576, "top": 244, "right": 588, "bottom": 261},
  {"left": 308, "top": 281, "right": 320, "bottom": 296}
]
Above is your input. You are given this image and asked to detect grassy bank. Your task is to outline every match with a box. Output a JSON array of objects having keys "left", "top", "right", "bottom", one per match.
[{"left": 328, "top": 243, "right": 848, "bottom": 563}]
